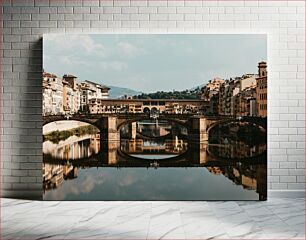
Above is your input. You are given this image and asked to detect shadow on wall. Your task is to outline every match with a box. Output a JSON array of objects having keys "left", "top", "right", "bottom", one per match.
[{"left": 4, "top": 39, "right": 44, "bottom": 200}]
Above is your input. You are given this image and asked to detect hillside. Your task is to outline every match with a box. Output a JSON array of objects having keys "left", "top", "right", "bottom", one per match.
[{"left": 109, "top": 86, "right": 142, "bottom": 99}]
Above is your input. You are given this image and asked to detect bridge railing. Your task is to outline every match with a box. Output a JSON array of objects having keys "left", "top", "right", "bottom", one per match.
[
  {"left": 43, "top": 112, "right": 203, "bottom": 119},
  {"left": 43, "top": 113, "right": 267, "bottom": 122}
]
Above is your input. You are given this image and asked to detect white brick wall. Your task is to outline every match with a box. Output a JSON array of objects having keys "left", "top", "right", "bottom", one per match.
[{"left": 0, "top": 0, "right": 305, "bottom": 198}]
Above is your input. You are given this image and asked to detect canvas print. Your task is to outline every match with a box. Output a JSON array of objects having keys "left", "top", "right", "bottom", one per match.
[{"left": 43, "top": 34, "right": 267, "bottom": 200}]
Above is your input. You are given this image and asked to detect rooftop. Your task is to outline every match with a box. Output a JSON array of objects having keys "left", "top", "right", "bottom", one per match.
[
  {"left": 43, "top": 72, "right": 57, "bottom": 78},
  {"left": 63, "top": 74, "right": 77, "bottom": 78}
]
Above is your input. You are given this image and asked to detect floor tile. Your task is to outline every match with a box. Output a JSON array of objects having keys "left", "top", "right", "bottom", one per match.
[{"left": 1, "top": 198, "right": 304, "bottom": 240}]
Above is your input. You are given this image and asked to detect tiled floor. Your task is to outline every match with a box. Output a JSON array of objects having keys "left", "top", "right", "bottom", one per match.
[{"left": 1, "top": 198, "right": 305, "bottom": 239}]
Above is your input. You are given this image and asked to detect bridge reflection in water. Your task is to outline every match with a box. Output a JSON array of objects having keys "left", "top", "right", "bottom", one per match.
[{"left": 43, "top": 121, "right": 267, "bottom": 201}]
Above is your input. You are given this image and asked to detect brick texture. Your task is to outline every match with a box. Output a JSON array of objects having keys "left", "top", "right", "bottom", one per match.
[{"left": 0, "top": 0, "right": 305, "bottom": 198}]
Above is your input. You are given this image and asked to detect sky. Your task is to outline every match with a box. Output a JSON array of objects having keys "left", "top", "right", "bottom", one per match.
[{"left": 43, "top": 34, "right": 267, "bottom": 93}]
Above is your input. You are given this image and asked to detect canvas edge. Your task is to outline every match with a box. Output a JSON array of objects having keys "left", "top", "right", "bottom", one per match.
[{"left": 2, "top": 190, "right": 304, "bottom": 200}]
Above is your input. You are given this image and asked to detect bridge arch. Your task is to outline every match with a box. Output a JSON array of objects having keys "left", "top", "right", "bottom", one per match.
[
  {"left": 206, "top": 118, "right": 266, "bottom": 136},
  {"left": 116, "top": 117, "right": 189, "bottom": 132},
  {"left": 43, "top": 118, "right": 98, "bottom": 127},
  {"left": 151, "top": 107, "right": 158, "bottom": 114},
  {"left": 143, "top": 107, "right": 150, "bottom": 114},
  {"left": 43, "top": 115, "right": 100, "bottom": 128},
  {"left": 43, "top": 119, "right": 100, "bottom": 138},
  {"left": 117, "top": 147, "right": 190, "bottom": 163}
]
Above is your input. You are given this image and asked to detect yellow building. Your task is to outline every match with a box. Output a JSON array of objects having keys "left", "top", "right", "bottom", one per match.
[{"left": 88, "top": 99, "right": 205, "bottom": 114}]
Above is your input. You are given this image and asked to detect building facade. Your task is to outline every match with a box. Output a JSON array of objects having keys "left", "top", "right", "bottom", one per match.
[
  {"left": 43, "top": 61, "right": 267, "bottom": 118},
  {"left": 43, "top": 72, "right": 64, "bottom": 115},
  {"left": 256, "top": 62, "right": 268, "bottom": 117},
  {"left": 79, "top": 80, "right": 110, "bottom": 112},
  {"left": 88, "top": 99, "right": 207, "bottom": 114},
  {"left": 200, "top": 61, "right": 267, "bottom": 118},
  {"left": 42, "top": 72, "right": 110, "bottom": 116},
  {"left": 200, "top": 77, "right": 225, "bottom": 114}
]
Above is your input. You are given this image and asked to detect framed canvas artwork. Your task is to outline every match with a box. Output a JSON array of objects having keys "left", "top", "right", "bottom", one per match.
[{"left": 42, "top": 34, "right": 267, "bottom": 200}]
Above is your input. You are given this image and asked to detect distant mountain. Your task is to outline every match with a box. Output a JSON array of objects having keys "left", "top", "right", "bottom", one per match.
[
  {"left": 108, "top": 83, "right": 205, "bottom": 99},
  {"left": 109, "top": 86, "right": 142, "bottom": 99}
]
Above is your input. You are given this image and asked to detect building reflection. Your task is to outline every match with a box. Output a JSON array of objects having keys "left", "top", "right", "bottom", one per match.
[
  {"left": 207, "top": 163, "right": 267, "bottom": 200},
  {"left": 137, "top": 122, "right": 170, "bottom": 137},
  {"left": 43, "top": 164, "right": 79, "bottom": 191},
  {"left": 207, "top": 140, "right": 266, "bottom": 159},
  {"left": 43, "top": 135, "right": 100, "bottom": 192},
  {"left": 43, "top": 134, "right": 100, "bottom": 160},
  {"left": 43, "top": 132, "right": 267, "bottom": 200},
  {"left": 120, "top": 139, "right": 188, "bottom": 155}
]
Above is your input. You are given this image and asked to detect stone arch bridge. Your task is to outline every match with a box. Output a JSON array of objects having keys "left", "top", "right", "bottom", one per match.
[{"left": 43, "top": 113, "right": 267, "bottom": 142}]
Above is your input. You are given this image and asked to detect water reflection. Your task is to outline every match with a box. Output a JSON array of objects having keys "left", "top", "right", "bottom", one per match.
[
  {"left": 208, "top": 140, "right": 266, "bottom": 159},
  {"left": 43, "top": 121, "right": 267, "bottom": 200},
  {"left": 43, "top": 134, "right": 100, "bottom": 160},
  {"left": 120, "top": 139, "right": 188, "bottom": 160},
  {"left": 137, "top": 120, "right": 171, "bottom": 137}
]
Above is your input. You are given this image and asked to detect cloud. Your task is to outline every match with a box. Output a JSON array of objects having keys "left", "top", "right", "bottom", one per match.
[
  {"left": 118, "top": 173, "right": 138, "bottom": 187},
  {"left": 68, "top": 174, "right": 105, "bottom": 195},
  {"left": 58, "top": 56, "right": 88, "bottom": 68},
  {"left": 80, "top": 35, "right": 105, "bottom": 55},
  {"left": 44, "top": 34, "right": 106, "bottom": 56},
  {"left": 99, "top": 61, "right": 128, "bottom": 71},
  {"left": 117, "top": 42, "right": 144, "bottom": 58}
]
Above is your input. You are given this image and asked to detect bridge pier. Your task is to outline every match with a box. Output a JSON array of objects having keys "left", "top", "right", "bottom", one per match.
[
  {"left": 99, "top": 140, "right": 120, "bottom": 165},
  {"left": 128, "top": 122, "right": 137, "bottom": 139},
  {"left": 97, "top": 117, "right": 120, "bottom": 142},
  {"left": 170, "top": 125, "right": 180, "bottom": 140},
  {"left": 97, "top": 117, "right": 120, "bottom": 165},
  {"left": 188, "top": 142, "right": 209, "bottom": 165},
  {"left": 188, "top": 117, "right": 209, "bottom": 142},
  {"left": 100, "top": 140, "right": 120, "bottom": 165}
]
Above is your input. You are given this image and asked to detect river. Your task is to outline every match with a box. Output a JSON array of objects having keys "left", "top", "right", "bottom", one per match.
[{"left": 43, "top": 120, "right": 267, "bottom": 200}]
